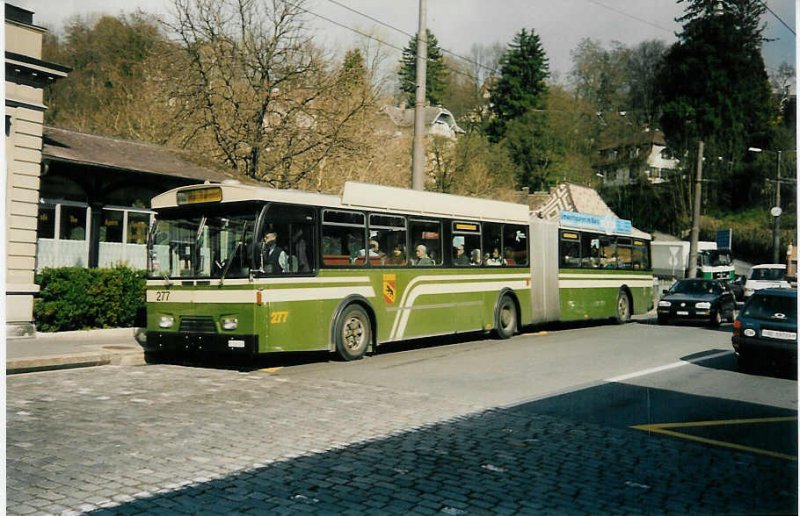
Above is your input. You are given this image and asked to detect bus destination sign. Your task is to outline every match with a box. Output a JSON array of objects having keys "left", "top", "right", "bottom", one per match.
[{"left": 559, "top": 210, "right": 632, "bottom": 235}]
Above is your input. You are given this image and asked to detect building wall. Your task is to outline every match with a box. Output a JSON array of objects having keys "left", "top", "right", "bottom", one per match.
[{"left": 5, "top": 13, "right": 61, "bottom": 337}]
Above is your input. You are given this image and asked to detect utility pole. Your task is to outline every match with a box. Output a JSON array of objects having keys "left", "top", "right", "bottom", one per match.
[
  {"left": 411, "top": 0, "right": 427, "bottom": 191},
  {"left": 687, "top": 140, "right": 704, "bottom": 279},
  {"left": 772, "top": 150, "right": 782, "bottom": 263}
]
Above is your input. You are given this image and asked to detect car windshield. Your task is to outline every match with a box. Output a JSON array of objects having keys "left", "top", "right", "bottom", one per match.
[
  {"left": 742, "top": 294, "right": 797, "bottom": 323},
  {"left": 670, "top": 279, "right": 719, "bottom": 295},
  {"left": 749, "top": 268, "right": 786, "bottom": 281}
]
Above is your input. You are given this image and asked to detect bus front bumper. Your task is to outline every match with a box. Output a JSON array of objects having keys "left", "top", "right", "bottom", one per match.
[{"left": 145, "top": 332, "right": 259, "bottom": 355}]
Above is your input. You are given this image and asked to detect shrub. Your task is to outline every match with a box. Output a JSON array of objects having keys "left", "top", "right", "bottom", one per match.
[{"left": 34, "top": 266, "right": 147, "bottom": 332}]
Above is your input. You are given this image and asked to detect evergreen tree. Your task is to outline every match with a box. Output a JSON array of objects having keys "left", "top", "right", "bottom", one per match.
[
  {"left": 339, "top": 48, "right": 369, "bottom": 92},
  {"left": 656, "top": 0, "right": 775, "bottom": 209},
  {"left": 398, "top": 29, "right": 448, "bottom": 107},
  {"left": 487, "top": 28, "right": 549, "bottom": 142}
]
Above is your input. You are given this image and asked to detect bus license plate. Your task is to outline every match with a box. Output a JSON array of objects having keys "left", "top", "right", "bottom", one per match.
[{"left": 762, "top": 329, "right": 797, "bottom": 340}]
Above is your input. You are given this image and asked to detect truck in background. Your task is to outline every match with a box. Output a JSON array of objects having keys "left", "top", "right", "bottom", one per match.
[{"left": 651, "top": 240, "right": 735, "bottom": 281}]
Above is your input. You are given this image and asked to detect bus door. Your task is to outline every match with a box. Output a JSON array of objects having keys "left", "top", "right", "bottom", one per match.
[
  {"left": 256, "top": 204, "right": 321, "bottom": 352},
  {"left": 530, "top": 219, "right": 560, "bottom": 324}
]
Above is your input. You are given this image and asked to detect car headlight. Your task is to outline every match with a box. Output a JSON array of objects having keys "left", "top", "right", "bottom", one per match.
[
  {"left": 658, "top": 300, "right": 671, "bottom": 307},
  {"left": 159, "top": 315, "right": 174, "bottom": 328},
  {"left": 221, "top": 316, "right": 238, "bottom": 330},
  {"left": 695, "top": 302, "right": 711, "bottom": 309}
]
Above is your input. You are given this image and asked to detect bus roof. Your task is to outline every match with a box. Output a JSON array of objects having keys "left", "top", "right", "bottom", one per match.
[
  {"left": 151, "top": 180, "right": 531, "bottom": 223},
  {"left": 341, "top": 182, "right": 530, "bottom": 222}
]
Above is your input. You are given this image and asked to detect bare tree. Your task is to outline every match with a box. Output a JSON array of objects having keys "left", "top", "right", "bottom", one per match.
[{"left": 164, "top": 0, "right": 375, "bottom": 188}]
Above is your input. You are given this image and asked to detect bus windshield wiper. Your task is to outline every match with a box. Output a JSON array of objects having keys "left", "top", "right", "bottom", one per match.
[
  {"left": 219, "top": 221, "right": 248, "bottom": 284},
  {"left": 194, "top": 216, "right": 207, "bottom": 275}
]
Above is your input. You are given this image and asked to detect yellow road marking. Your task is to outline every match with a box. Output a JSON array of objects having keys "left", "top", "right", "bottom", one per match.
[
  {"left": 259, "top": 367, "right": 283, "bottom": 374},
  {"left": 633, "top": 417, "right": 798, "bottom": 462}
]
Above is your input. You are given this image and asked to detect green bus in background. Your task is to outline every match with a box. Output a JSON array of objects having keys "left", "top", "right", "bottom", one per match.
[{"left": 144, "top": 181, "right": 653, "bottom": 361}]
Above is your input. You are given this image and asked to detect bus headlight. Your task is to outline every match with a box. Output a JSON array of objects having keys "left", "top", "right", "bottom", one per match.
[
  {"left": 695, "top": 302, "right": 711, "bottom": 310},
  {"left": 159, "top": 315, "right": 174, "bottom": 328},
  {"left": 658, "top": 300, "right": 671, "bottom": 307},
  {"left": 221, "top": 316, "right": 238, "bottom": 330}
]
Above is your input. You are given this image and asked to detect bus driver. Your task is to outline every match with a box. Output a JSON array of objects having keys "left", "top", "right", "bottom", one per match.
[{"left": 260, "top": 230, "right": 288, "bottom": 273}]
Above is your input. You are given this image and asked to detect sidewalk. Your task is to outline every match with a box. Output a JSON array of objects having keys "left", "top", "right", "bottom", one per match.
[{"left": 5, "top": 327, "right": 146, "bottom": 375}]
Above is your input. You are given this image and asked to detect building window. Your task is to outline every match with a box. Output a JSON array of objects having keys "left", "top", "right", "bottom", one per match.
[
  {"left": 37, "top": 204, "right": 56, "bottom": 239},
  {"left": 100, "top": 210, "right": 124, "bottom": 243},
  {"left": 127, "top": 211, "right": 151, "bottom": 245},
  {"left": 60, "top": 205, "right": 87, "bottom": 240}
]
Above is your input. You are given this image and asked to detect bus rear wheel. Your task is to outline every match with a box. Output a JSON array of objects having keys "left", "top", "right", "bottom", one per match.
[
  {"left": 335, "top": 304, "right": 371, "bottom": 361},
  {"left": 495, "top": 295, "right": 517, "bottom": 339},
  {"left": 615, "top": 290, "right": 631, "bottom": 324}
]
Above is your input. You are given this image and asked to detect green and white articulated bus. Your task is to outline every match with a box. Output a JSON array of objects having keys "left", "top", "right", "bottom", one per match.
[{"left": 144, "top": 181, "right": 653, "bottom": 361}]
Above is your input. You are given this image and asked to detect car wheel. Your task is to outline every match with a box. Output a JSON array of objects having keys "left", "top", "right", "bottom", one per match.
[{"left": 709, "top": 310, "right": 722, "bottom": 327}]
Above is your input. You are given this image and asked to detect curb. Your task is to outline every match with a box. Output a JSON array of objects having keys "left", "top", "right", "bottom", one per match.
[
  {"left": 6, "top": 349, "right": 146, "bottom": 375},
  {"left": 26, "top": 327, "right": 144, "bottom": 342}
]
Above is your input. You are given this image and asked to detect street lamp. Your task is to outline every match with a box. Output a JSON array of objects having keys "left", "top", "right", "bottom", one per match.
[{"left": 748, "top": 147, "right": 783, "bottom": 263}]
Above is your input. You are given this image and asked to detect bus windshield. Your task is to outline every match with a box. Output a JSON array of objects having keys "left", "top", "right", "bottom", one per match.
[
  {"left": 148, "top": 207, "right": 257, "bottom": 279},
  {"left": 699, "top": 249, "right": 732, "bottom": 267}
]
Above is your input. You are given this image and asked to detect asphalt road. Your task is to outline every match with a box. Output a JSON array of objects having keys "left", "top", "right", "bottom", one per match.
[{"left": 7, "top": 319, "right": 797, "bottom": 514}]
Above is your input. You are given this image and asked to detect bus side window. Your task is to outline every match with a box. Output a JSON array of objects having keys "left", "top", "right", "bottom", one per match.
[
  {"left": 616, "top": 237, "right": 632, "bottom": 269},
  {"left": 369, "top": 214, "right": 407, "bottom": 267},
  {"left": 321, "top": 210, "right": 365, "bottom": 267},
  {"left": 504, "top": 224, "right": 528, "bottom": 266},
  {"left": 580, "top": 232, "right": 599, "bottom": 268},
  {"left": 410, "top": 219, "right": 441, "bottom": 266},
  {"left": 482, "top": 222, "right": 502, "bottom": 266},
  {"left": 598, "top": 235, "right": 616, "bottom": 268},
  {"left": 560, "top": 231, "right": 581, "bottom": 268},
  {"left": 452, "top": 221, "right": 481, "bottom": 267}
]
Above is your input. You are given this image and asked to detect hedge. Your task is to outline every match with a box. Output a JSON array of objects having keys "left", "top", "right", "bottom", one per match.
[{"left": 34, "top": 266, "right": 147, "bottom": 332}]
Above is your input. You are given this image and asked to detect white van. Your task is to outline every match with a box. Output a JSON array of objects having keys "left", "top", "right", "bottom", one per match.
[{"left": 743, "top": 264, "right": 791, "bottom": 299}]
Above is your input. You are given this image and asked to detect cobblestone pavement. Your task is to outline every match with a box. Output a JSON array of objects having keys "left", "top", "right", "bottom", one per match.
[{"left": 7, "top": 364, "right": 797, "bottom": 515}]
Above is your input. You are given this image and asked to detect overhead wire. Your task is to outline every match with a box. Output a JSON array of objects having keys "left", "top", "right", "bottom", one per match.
[
  {"left": 758, "top": 0, "right": 795, "bottom": 35},
  {"left": 324, "top": 0, "right": 500, "bottom": 77},
  {"left": 289, "top": 0, "right": 489, "bottom": 82}
]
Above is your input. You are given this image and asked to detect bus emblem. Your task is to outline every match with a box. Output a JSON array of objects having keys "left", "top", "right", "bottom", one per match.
[{"left": 383, "top": 274, "right": 397, "bottom": 305}]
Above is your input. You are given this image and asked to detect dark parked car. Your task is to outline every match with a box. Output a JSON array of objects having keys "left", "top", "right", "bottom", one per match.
[
  {"left": 732, "top": 288, "right": 797, "bottom": 372},
  {"left": 728, "top": 275, "right": 746, "bottom": 302},
  {"left": 657, "top": 278, "right": 736, "bottom": 326}
]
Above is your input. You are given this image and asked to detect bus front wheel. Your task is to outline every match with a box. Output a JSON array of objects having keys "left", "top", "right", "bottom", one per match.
[
  {"left": 334, "top": 304, "right": 371, "bottom": 361},
  {"left": 615, "top": 290, "right": 631, "bottom": 324},
  {"left": 495, "top": 295, "right": 517, "bottom": 339}
]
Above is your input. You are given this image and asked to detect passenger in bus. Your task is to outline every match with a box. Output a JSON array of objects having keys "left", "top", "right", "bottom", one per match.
[
  {"left": 292, "top": 229, "right": 310, "bottom": 272},
  {"left": 414, "top": 244, "right": 435, "bottom": 266},
  {"left": 386, "top": 244, "right": 406, "bottom": 265},
  {"left": 259, "top": 230, "right": 288, "bottom": 273},
  {"left": 357, "top": 239, "right": 383, "bottom": 258},
  {"left": 469, "top": 249, "right": 482, "bottom": 266},
  {"left": 453, "top": 244, "right": 469, "bottom": 265},
  {"left": 486, "top": 247, "right": 506, "bottom": 266}
]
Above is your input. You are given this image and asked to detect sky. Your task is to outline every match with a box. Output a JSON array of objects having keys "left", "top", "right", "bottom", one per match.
[{"left": 11, "top": 0, "right": 797, "bottom": 81}]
